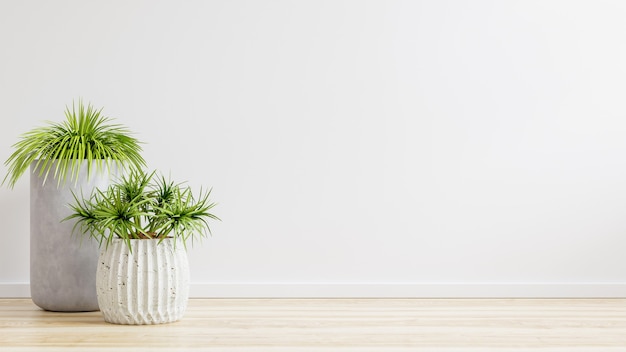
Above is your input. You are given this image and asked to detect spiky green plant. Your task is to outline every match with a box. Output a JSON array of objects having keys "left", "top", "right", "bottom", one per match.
[
  {"left": 2, "top": 100, "right": 146, "bottom": 188},
  {"left": 65, "top": 169, "right": 219, "bottom": 251}
]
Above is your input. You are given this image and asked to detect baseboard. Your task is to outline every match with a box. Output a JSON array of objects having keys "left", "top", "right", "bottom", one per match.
[
  {"left": 0, "top": 283, "right": 30, "bottom": 298},
  {"left": 0, "top": 282, "right": 626, "bottom": 298},
  {"left": 1, "top": 282, "right": 625, "bottom": 298},
  {"left": 188, "top": 282, "right": 626, "bottom": 298}
]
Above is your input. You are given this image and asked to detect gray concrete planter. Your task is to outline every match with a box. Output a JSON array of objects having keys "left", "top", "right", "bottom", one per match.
[
  {"left": 30, "top": 160, "right": 117, "bottom": 312},
  {"left": 96, "top": 238, "right": 190, "bottom": 325}
]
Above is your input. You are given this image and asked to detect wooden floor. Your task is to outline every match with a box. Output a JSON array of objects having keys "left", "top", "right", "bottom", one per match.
[{"left": 1, "top": 299, "right": 626, "bottom": 351}]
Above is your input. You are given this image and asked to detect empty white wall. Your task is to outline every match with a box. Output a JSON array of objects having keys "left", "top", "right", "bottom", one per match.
[{"left": 1, "top": 0, "right": 626, "bottom": 297}]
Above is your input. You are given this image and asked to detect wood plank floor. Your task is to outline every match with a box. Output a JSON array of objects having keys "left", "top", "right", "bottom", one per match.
[{"left": 1, "top": 298, "right": 626, "bottom": 351}]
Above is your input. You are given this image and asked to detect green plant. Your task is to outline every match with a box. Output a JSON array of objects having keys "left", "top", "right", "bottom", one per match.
[
  {"left": 2, "top": 100, "right": 146, "bottom": 188},
  {"left": 65, "top": 169, "right": 219, "bottom": 251}
]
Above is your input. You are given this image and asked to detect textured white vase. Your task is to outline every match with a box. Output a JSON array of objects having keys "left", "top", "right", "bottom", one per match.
[{"left": 96, "top": 238, "right": 190, "bottom": 325}]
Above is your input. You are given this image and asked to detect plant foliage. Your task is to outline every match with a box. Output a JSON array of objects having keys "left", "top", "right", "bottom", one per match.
[
  {"left": 65, "top": 169, "right": 220, "bottom": 251},
  {"left": 2, "top": 100, "right": 146, "bottom": 188}
]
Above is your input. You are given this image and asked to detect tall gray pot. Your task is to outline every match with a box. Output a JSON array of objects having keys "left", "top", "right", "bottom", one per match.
[{"left": 30, "top": 161, "right": 117, "bottom": 312}]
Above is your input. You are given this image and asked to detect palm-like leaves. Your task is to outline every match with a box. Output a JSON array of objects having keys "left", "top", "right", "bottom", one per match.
[
  {"left": 65, "top": 169, "right": 219, "bottom": 251},
  {"left": 3, "top": 100, "right": 145, "bottom": 188},
  {"left": 153, "top": 187, "right": 219, "bottom": 249}
]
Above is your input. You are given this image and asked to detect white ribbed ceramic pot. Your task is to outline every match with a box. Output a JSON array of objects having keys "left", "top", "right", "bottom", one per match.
[{"left": 96, "top": 238, "right": 190, "bottom": 325}]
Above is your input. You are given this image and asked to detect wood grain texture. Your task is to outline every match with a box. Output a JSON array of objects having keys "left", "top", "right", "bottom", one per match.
[{"left": 1, "top": 298, "right": 625, "bottom": 351}]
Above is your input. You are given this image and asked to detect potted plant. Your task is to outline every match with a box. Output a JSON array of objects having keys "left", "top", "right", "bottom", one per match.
[
  {"left": 2, "top": 100, "right": 145, "bottom": 312},
  {"left": 65, "top": 169, "right": 219, "bottom": 325}
]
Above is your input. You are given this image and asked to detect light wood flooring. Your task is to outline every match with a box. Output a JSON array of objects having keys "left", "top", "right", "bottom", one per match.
[{"left": 1, "top": 298, "right": 626, "bottom": 351}]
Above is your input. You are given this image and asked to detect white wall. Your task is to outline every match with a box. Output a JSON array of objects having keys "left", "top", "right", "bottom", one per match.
[{"left": 1, "top": 0, "right": 626, "bottom": 297}]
